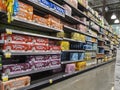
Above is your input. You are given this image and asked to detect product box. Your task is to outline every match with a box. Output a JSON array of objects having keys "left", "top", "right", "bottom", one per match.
[
  {"left": 59, "top": 41, "right": 70, "bottom": 50},
  {"left": 33, "top": 14, "right": 48, "bottom": 26},
  {"left": 70, "top": 53, "right": 79, "bottom": 61},
  {"left": 0, "top": 0, "right": 6, "bottom": 11},
  {"left": 1, "top": 33, "right": 32, "bottom": 43},
  {"left": 63, "top": 4, "right": 72, "bottom": 16},
  {"left": 65, "top": 63, "right": 76, "bottom": 73},
  {"left": 0, "top": 76, "right": 30, "bottom": 90},
  {"left": 3, "top": 63, "right": 32, "bottom": 75},
  {"left": 2, "top": 43, "right": 30, "bottom": 52},
  {"left": 49, "top": 46, "right": 61, "bottom": 51},
  {"left": 50, "top": 54, "right": 61, "bottom": 67},
  {"left": 32, "top": 44, "right": 48, "bottom": 52},
  {"left": 18, "top": 1, "right": 33, "bottom": 14},
  {"left": 15, "top": 9, "right": 33, "bottom": 21},
  {"left": 34, "top": 37, "right": 49, "bottom": 45}
]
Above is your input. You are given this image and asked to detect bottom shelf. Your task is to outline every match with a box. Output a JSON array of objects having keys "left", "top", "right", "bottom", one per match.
[{"left": 18, "top": 58, "right": 116, "bottom": 90}]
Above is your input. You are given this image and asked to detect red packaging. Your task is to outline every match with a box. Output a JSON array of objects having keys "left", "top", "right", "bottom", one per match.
[
  {"left": 33, "top": 14, "right": 48, "bottom": 26},
  {"left": 32, "top": 44, "right": 47, "bottom": 52},
  {"left": 49, "top": 46, "right": 61, "bottom": 51},
  {"left": 2, "top": 43, "right": 29, "bottom": 52},
  {"left": 34, "top": 37, "right": 49, "bottom": 45},
  {"left": 1, "top": 33, "right": 32, "bottom": 43},
  {"left": 3, "top": 63, "right": 32, "bottom": 75}
]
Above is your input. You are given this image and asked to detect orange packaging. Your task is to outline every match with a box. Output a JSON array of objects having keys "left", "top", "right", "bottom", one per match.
[
  {"left": 45, "top": 14, "right": 60, "bottom": 23},
  {"left": 16, "top": 9, "right": 33, "bottom": 21},
  {"left": 50, "top": 20, "right": 63, "bottom": 30},
  {"left": 0, "top": 76, "right": 30, "bottom": 90},
  {"left": 33, "top": 14, "right": 48, "bottom": 26},
  {"left": 18, "top": 1, "right": 33, "bottom": 14},
  {"left": 0, "top": 0, "right": 6, "bottom": 11}
]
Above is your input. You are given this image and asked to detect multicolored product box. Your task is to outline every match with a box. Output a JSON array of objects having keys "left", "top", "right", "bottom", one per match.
[
  {"left": 2, "top": 55, "right": 61, "bottom": 75},
  {"left": 0, "top": 76, "right": 30, "bottom": 90}
]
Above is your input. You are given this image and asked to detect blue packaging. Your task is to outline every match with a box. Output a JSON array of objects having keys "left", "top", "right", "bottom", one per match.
[
  {"left": 78, "top": 53, "right": 84, "bottom": 61},
  {"left": 70, "top": 53, "right": 78, "bottom": 61},
  {"left": 13, "top": 0, "right": 19, "bottom": 16},
  {"left": 38, "top": 0, "right": 50, "bottom": 7}
]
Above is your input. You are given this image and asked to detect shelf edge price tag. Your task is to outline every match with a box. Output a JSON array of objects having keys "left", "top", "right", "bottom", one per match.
[
  {"left": 5, "top": 53, "right": 11, "bottom": 58},
  {"left": 6, "top": 29, "right": 12, "bottom": 34},
  {"left": 49, "top": 79, "right": 53, "bottom": 84},
  {"left": 2, "top": 74, "right": 8, "bottom": 82}
]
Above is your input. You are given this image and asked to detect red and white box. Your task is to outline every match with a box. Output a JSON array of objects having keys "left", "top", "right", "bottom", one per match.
[
  {"left": 2, "top": 43, "right": 30, "bottom": 52},
  {"left": 1, "top": 33, "right": 33, "bottom": 43},
  {"left": 32, "top": 44, "right": 48, "bottom": 52},
  {"left": 49, "top": 46, "right": 61, "bottom": 51},
  {"left": 34, "top": 37, "right": 49, "bottom": 45},
  {"left": 50, "top": 55, "right": 61, "bottom": 68},
  {"left": 2, "top": 63, "right": 32, "bottom": 75}
]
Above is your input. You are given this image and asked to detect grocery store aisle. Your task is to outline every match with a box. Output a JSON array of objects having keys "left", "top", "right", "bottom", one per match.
[{"left": 41, "top": 62, "right": 115, "bottom": 90}]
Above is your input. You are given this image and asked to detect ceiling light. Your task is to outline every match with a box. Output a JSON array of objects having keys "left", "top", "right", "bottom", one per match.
[
  {"left": 114, "top": 19, "right": 119, "bottom": 23},
  {"left": 111, "top": 13, "right": 116, "bottom": 19}
]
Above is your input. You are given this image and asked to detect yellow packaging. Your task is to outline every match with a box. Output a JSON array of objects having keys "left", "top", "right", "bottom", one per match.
[
  {"left": 71, "top": 33, "right": 80, "bottom": 40},
  {"left": 58, "top": 41, "right": 70, "bottom": 50},
  {"left": 57, "top": 32, "right": 65, "bottom": 38}
]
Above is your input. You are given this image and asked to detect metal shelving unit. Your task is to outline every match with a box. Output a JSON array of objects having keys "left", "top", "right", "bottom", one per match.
[
  {"left": 0, "top": 28, "right": 63, "bottom": 40},
  {"left": 18, "top": 58, "right": 115, "bottom": 90},
  {"left": 10, "top": 18, "right": 62, "bottom": 32},
  {"left": 20, "top": 0, "right": 65, "bottom": 18},
  {"left": 62, "top": 50, "right": 85, "bottom": 53},
  {"left": 8, "top": 66, "right": 61, "bottom": 78},
  {"left": 2, "top": 51, "right": 61, "bottom": 56},
  {"left": 61, "top": 60, "right": 83, "bottom": 64},
  {"left": 63, "top": 38, "right": 85, "bottom": 43}
]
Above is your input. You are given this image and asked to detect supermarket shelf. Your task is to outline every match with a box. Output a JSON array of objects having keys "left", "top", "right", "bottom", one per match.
[
  {"left": 2, "top": 51, "right": 61, "bottom": 56},
  {"left": 65, "top": 15, "right": 87, "bottom": 25},
  {"left": 85, "top": 50, "right": 97, "bottom": 52},
  {"left": 63, "top": 0, "right": 89, "bottom": 18},
  {"left": 64, "top": 25, "right": 97, "bottom": 39},
  {"left": 97, "top": 53, "right": 104, "bottom": 54},
  {"left": 18, "top": 58, "right": 115, "bottom": 90},
  {"left": 63, "top": 38, "right": 85, "bottom": 43},
  {"left": 61, "top": 60, "right": 83, "bottom": 64},
  {"left": 0, "top": 28, "right": 62, "bottom": 40},
  {"left": 98, "top": 46, "right": 104, "bottom": 48},
  {"left": 86, "top": 40, "right": 98, "bottom": 43},
  {"left": 90, "top": 26, "right": 99, "bottom": 33},
  {"left": 11, "top": 17, "right": 61, "bottom": 32},
  {"left": 62, "top": 50, "right": 85, "bottom": 53},
  {"left": 8, "top": 66, "right": 61, "bottom": 78},
  {"left": 20, "top": 0, "right": 65, "bottom": 18}
]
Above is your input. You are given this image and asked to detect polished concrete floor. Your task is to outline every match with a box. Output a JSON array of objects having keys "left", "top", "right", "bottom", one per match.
[{"left": 42, "top": 62, "right": 115, "bottom": 90}]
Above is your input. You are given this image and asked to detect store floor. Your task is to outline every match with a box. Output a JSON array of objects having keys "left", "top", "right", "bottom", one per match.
[{"left": 41, "top": 62, "right": 115, "bottom": 90}]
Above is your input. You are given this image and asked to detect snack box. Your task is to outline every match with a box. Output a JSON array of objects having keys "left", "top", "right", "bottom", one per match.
[
  {"left": 2, "top": 43, "right": 30, "bottom": 52},
  {"left": 50, "top": 54, "right": 61, "bottom": 67},
  {"left": 1, "top": 33, "right": 32, "bottom": 43},
  {"left": 3, "top": 63, "right": 32, "bottom": 75},
  {"left": 0, "top": 76, "right": 30, "bottom": 90},
  {"left": 65, "top": 63, "right": 76, "bottom": 73},
  {"left": 0, "top": 0, "right": 6, "bottom": 11},
  {"left": 32, "top": 44, "right": 48, "bottom": 52},
  {"left": 15, "top": 9, "right": 33, "bottom": 21},
  {"left": 34, "top": 37, "right": 49, "bottom": 45},
  {"left": 33, "top": 14, "right": 48, "bottom": 26},
  {"left": 49, "top": 46, "right": 61, "bottom": 51},
  {"left": 18, "top": 1, "right": 33, "bottom": 14}
]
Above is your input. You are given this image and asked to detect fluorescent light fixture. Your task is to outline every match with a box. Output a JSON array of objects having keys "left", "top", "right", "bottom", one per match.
[
  {"left": 114, "top": 19, "right": 119, "bottom": 23},
  {"left": 111, "top": 13, "right": 116, "bottom": 19}
]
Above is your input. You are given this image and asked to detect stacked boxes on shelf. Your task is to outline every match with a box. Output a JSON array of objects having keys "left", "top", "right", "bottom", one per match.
[{"left": 0, "top": 0, "right": 6, "bottom": 11}]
